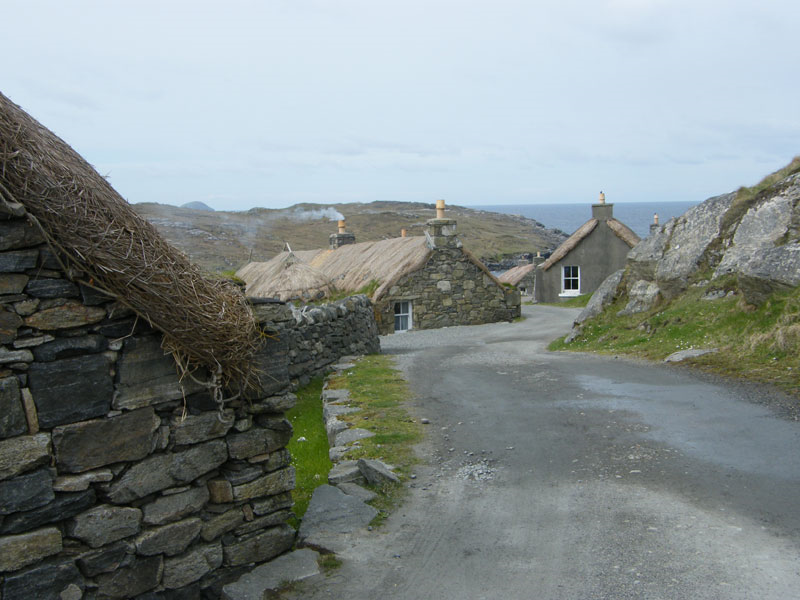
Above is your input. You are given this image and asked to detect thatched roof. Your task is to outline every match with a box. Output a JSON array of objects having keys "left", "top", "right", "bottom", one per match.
[
  {"left": 498, "top": 263, "right": 535, "bottom": 286},
  {"left": 244, "top": 251, "right": 335, "bottom": 301},
  {"left": 0, "top": 92, "right": 261, "bottom": 391},
  {"left": 540, "top": 218, "right": 640, "bottom": 271},
  {"left": 239, "top": 236, "right": 433, "bottom": 301}
]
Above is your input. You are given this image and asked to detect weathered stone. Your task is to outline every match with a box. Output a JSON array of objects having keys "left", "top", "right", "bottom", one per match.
[
  {"left": 95, "top": 555, "right": 162, "bottom": 599},
  {"left": 32, "top": 334, "right": 107, "bottom": 361},
  {"left": 162, "top": 542, "right": 223, "bottom": 588},
  {"left": 142, "top": 486, "right": 210, "bottom": 525},
  {"left": 113, "top": 335, "right": 204, "bottom": 410},
  {"left": 79, "top": 282, "right": 113, "bottom": 305},
  {"left": 358, "top": 458, "right": 400, "bottom": 485},
  {"left": 0, "top": 432, "right": 51, "bottom": 481},
  {"left": 247, "top": 392, "right": 297, "bottom": 414},
  {"left": 25, "top": 277, "right": 80, "bottom": 299},
  {"left": 207, "top": 478, "right": 234, "bottom": 503},
  {"left": 68, "top": 504, "right": 142, "bottom": 548},
  {"left": 201, "top": 507, "right": 246, "bottom": 542},
  {"left": 28, "top": 354, "right": 112, "bottom": 428},
  {"left": 76, "top": 540, "right": 134, "bottom": 577},
  {"left": 11, "top": 298, "right": 39, "bottom": 317},
  {"left": 53, "top": 407, "right": 159, "bottom": 473},
  {"left": 0, "top": 376, "right": 26, "bottom": 439},
  {"left": 617, "top": 279, "right": 661, "bottom": 316},
  {"left": 334, "top": 427, "right": 375, "bottom": 446},
  {"left": 1, "top": 557, "right": 83, "bottom": 600},
  {"left": 20, "top": 386, "right": 38, "bottom": 433},
  {"left": 327, "top": 461, "right": 364, "bottom": 485},
  {"left": 337, "top": 482, "right": 378, "bottom": 502},
  {"left": 24, "top": 300, "right": 106, "bottom": 330},
  {"left": 233, "top": 509, "right": 292, "bottom": 536},
  {"left": 0, "top": 467, "right": 54, "bottom": 515},
  {"left": 0, "top": 249, "right": 38, "bottom": 273},
  {"left": 12, "top": 333, "right": 53, "bottom": 348},
  {"left": 0, "top": 347, "right": 33, "bottom": 364},
  {"left": 322, "top": 402, "right": 359, "bottom": 421},
  {"left": 231, "top": 467, "right": 295, "bottom": 501},
  {"left": 136, "top": 517, "right": 202, "bottom": 556},
  {"left": 54, "top": 468, "right": 114, "bottom": 492},
  {"left": 321, "top": 388, "right": 350, "bottom": 403},
  {"left": 738, "top": 243, "right": 800, "bottom": 305},
  {"left": 297, "top": 485, "right": 377, "bottom": 554},
  {"left": 107, "top": 440, "right": 227, "bottom": 503},
  {"left": 0, "top": 308, "right": 24, "bottom": 343},
  {"left": 222, "top": 524, "right": 295, "bottom": 567},
  {"left": 0, "top": 273, "right": 28, "bottom": 294},
  {"left": 260, "top": 448, "right": 291, "bottom": 472},
  {"left": 227, "top": 425, "right": 292, "bottom": 460},
  {"left": 0, "top": 219, "right": 44, "bottom": 250},
  {"left": 221, "top": 548, "right": 320, "bottom": 600},
  {"left": 171, "top": 409, "right": 234, "bottom": 446},
  {"left": 0, "top": 526, "right": 63, "bottom": 571},
  {"left": 326, "top": 416, "right": 349, "bottom": 446},
  {"left": 222, "top": 463, "right": 263, "bottom": 486},
  {"left": 664, "top": 348, "right": 719, "bottom": 362},
  {"left": 0, "top": 489, "right": 95, "bottom": 534},
  {"left": 61, "top": 583, "right": 84, "bottom": 600}
]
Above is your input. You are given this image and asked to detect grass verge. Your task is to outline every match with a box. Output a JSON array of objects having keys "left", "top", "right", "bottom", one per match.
[
  {"left": 542, "top": 293, "right": 592, "bottom": 308},
  {"left": 550, "top": 280, "right": 800, "bottom": 400}
]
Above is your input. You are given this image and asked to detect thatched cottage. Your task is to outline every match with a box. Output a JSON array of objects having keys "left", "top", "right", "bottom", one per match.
[
  {"left": 237, "top": 201, "right": 520, "bottom": 334},
  {"left": 534, "top": 193, "right": 640, "bottom": 303}
]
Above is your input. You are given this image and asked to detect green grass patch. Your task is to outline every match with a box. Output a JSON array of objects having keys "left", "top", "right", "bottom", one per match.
[
  {"left": 551, "top": 282, "right": 800, "bottom": 398},
  {"left": 286, "top": 377, "right": 332, "bottom": 522},
  {"left": 326, "top": 354, "right": 422, "bottom": 521}
]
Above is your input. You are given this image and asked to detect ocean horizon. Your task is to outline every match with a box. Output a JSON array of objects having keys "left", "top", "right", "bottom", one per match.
[{"left": 468, "top": 201, "right": 698, "bottom": 241}]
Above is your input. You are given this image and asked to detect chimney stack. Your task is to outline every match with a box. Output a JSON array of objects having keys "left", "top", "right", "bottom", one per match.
[
  {"left": 329, "top": 217, "right": 356, "bottom": 249},
  {"left": 649, "top": 213, "right": 660, "bottom": 236},
  {"left": 426, "top": 199, "right": 460, "bottom": 249},
  {"left": 592, "top": 191, "right": 613, "bottom": 220}
]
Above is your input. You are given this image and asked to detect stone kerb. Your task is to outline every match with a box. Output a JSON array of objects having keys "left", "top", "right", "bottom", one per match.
[{"left": 0, "top": 208, "right": 305, "bottom": 599}]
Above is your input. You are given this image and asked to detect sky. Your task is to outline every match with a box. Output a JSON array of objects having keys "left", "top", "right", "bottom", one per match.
[{"left": 3, "top": 0, "right": 799, "bottom": 211}]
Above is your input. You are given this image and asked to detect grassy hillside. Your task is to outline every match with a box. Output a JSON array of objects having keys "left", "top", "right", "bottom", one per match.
[
  {"left": 132, "top": 201, "right": 566, "bottom": 273},
  {"left": 551, "top": 277, "right": 800, "bottom": 406}
]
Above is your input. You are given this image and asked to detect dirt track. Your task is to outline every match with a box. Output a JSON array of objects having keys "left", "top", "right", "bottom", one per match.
[{"left": 286, "top": 305, "right": 800, "bottom": 599}]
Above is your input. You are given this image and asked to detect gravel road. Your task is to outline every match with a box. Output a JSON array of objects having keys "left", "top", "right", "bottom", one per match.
[{"left": 286, "top": 304, "right": 800, "bottom": 599}]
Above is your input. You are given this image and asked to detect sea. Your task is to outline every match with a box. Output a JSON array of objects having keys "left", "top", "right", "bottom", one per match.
[{"left": 468, "top": 201, "right": 698, "bottom": 240}]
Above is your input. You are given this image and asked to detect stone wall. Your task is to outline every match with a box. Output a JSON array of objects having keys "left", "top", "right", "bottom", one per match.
[
  {"left": 0, "top": 209, "right": 380, "bottom": 598},
  {"left": 374, "top": 247, "right": 520, "bottom": 334}
]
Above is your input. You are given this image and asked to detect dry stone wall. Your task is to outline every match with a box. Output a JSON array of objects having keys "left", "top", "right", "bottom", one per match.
[{"left": 0, "top": 210, "right": 380, "bottom": 599}]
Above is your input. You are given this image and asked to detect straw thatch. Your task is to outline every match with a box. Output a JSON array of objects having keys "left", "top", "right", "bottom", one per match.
[
  {"left": 540, "top": 219, "right": 599, "bottom": 271},
  {"left": 244, "top": 251, "right": 335, "bottom": 301},
  {"left": 606, "top": 218, "right": 641, "bottom": 248},
  {"left": 0, "top": 92, "right": 261, "bottom": 392},
  {"left": 238, "top": 236, "right": 434, "bottom": 301},
  {"left": 498, "top": 263, "right": 535, "bottom": 286}
]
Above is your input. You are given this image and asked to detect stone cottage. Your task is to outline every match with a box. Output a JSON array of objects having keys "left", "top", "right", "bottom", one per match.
[
  {"left": 0, "top": 91, "right": 381, "bottom": 598},
  {"left": 238, "top": 200, "right": 521, "bottom": 334},
  {"left": 534, "top": 193, "right": 640, "bottom": 303}
]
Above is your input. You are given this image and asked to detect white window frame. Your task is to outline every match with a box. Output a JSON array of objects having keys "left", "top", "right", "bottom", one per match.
[
  {"left": 393, "top": 301, "right": 412, "bottom": 332},
  {"left": 560, "top": 265, "right": 580, "bottom": 297}
]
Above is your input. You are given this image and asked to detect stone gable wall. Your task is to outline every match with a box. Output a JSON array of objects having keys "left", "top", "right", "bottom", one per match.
[
  {"left": 374, "top": 248, "right": 520, "bottom": 334},
  {"left": 0, "top": 210, "right": 380, "bottom": 599}
]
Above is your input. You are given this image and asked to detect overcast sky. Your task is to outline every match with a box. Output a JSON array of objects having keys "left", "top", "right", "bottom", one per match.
[{"left": 3, "top": 0, "right": 798, "bottom": 211}]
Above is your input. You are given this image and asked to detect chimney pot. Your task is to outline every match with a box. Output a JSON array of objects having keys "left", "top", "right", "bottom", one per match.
[
  {"left": 653, "top": 213, "right": 659, "bottom": 225},
  {"left": 436, "top": 199, "right": 446, "bottom": 219},
  {"left": 598, "top": 191, "right": 606, "bottom": 204},
  {"left": 338, "top": 219, "right": 346, "bottom": 234},
  {"left": 401, "top": 228, "right": 407, "bottom": 238}
]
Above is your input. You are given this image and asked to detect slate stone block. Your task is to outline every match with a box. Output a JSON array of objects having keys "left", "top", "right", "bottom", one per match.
[
  {"left": 24, "top": 300, "right": 107, "bottom": 330},
  {"left": 0, "top": 273, "right": 28, "bottom": 294},
  {"left": 0, "top": 526, "right": 63, "bottom": 571},
  {"left": 171, "top": 410, "right": 234, "bottom": 446},
  {"left": 0, "top": 467, "right": 54, "bottom": 515},
  {"left": 0, "top": 249, "right": 38, "bottom": 273},
  {"left": 201, "top": 507, "right": 244, "bottom": 542},
  {"left": 52, "top": 407, "right": 159, "bottom": 473},
  {"left": 28, "top": 354, "right": 113, "bottom": 428},
  {"left": 226, "top": 424, "right": 292, "bottom": 461},
  {"left": 231, "top": 467, "right": 295, "bottom": 502},
  {"left": 54, "top": 468, "right": 114, "bottom": 492},
  {"left": 0, "top": 376, "right": 27, "bottom": 439},
  {"left": 0, "top": 308, "right": 24, "bottom": 344},
  {"left": 114, "top": 335, "right": 204, "bottom": 410},
  {"left": 162, "top": 542, "right": 223, "bottom": 588},
  {"left": 0, "top": 489, "right": 96, "bottom": 534},
  {"left": 107, "top": 440, "right": 228, "bottom": 503},
  {"left": 1, "top": 557, "right": 83, "bottom": 600},
  {"left": 24, "top": 277, "right": 80, "bottom": 299},
  {"left": 136, "top": 517, "right": 202, "bottom": 556},
  {"left": 32, "top": 333, "right": 108, "bottom": 361},
  {"left": 0, "top": 219, "right": 44, "bottom": 251},
  {"left": 68, "top": 504, "right": 142, "bottom": 548},
  {"left": 95, "top": 555, "right": 163, "bottom": 599},
  {"left": 142, "top": 486, "right": 209, "bottom": 526},
  {"left": 222, "top": 524, "right": 294, "bottom": 567},
  {"left": 251, "top": 491, "right": 293, "bottom": 517},
  {"left": 79, "top": 283, "right": 113, "bottom": 306},
  {"left": 77, "top": 539, "right": 134, "bottom": 577},
  {"left": 0, "top": 432, "right": 51, "bottom": 481}
]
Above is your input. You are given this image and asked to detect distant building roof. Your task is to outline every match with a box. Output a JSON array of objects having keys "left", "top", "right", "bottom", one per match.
[
  {"left": 498, "top": 263, "right": 535, "bottom": 285},
  {"left": 540, "top": 217, "right": 640, "bottom": 271}
]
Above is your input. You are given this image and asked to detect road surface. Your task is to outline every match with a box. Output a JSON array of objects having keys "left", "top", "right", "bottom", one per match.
[{"left": 287, "top": 304, "right": 800, "bottom": 599}]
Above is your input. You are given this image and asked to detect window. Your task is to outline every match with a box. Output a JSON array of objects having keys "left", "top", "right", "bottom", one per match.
[
  {"left": 561, "top": 265, "right": 580, "bottom": 296},
  {"left": 394, "top": 301, "right": 412, "bottom": 332}
]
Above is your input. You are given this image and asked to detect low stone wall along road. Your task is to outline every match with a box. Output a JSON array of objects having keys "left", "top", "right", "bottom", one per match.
[{"left": 289, "top": 304, "right": 800, "bottom": 600}]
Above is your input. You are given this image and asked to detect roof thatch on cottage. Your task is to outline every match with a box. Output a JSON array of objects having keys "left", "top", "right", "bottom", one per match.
[
  {"left": 244, "top": 251, "right": 335, "bottom": 301},
  {"left": 0, "top": 92, "right": 261, "bottom": 391},
  {"left": 540, "top": 217, "right": 640, "bottom": 271},
  {"left": 498, "top": 263, "right": 535, "bottom": 286}
]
